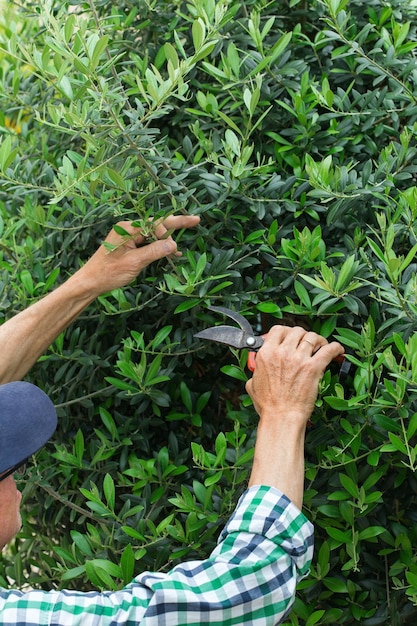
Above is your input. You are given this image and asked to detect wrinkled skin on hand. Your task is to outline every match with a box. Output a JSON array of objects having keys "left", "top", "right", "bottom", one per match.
[
  {"left": 79, "top": 215, "right": 201, "bottom": 297},
  {"left": 245, "top": 325, "right": 344, "bottom": 428}
]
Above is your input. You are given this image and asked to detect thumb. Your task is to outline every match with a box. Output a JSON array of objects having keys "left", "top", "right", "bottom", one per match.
[{"left": 138, "top": 238, "right": 178, "bottom": 266}]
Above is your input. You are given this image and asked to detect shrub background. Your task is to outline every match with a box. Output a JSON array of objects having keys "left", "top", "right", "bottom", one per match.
[{"left": 1, "top": 0, "right": 417, "bottom": 623}]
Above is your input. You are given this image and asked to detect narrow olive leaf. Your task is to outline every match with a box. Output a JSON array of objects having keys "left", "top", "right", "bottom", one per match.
[
  {"left": 247, "top": 31, "right": 292, "bottom": 77},
  {"left": 335, "top": 255, "right": 357, "bottom": 292},
  {"left": 398, "top": 242, "right": 417, "bottom": 274},
  {"left": 120, "top": 544, "right": 135, "bottom": 584},
  {"left": 58, "top": 75, "right": 73, "bottom": 100},
  {"left": 64, "top": 14, "right": 76, "bottom": 43},
  {"left": 0, "top": 135, "right": 18, "bottom": 171},
  {"left": 174, "top": 299, "right": 200, "bottom": 313},
  {"left": 217, "top": 110, "right": 244, "bottom": 136},
  {"left": 192, "top": 41, "right": 217, "bottom": 64},
  {"left": 164, "top": 42, "right": 179, "bottom": 69},
  {"left": 243, "top": 88, "right": 252, "bottom": 114},
  {"left": 225, "top": 129, "right": 240, "bottom": 156},
  {"left": 103, "top": 473, "right": 115, "bottom": 512},
  {"left": 106, "top": 168, "right": 126, "bottom": 189},
  {"left": 192, "top": 19, "right": 205, "bottom": 51},
  {"left": 91, "top": 35, "right": 110, "bottom": 68},
  {"left": 358, "top": 526, "right": 386, "bottom": 541},
  {"left": 113, "top": 224, "right": 132, "bottom": 237}
]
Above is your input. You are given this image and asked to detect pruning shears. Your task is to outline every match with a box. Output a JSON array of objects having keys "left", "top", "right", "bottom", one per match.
[{"left": 195, "top": 305, "right": 351, "bottom": 378}]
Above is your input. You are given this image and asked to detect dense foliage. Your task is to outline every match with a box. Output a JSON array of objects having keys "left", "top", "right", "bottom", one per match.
[{"left": 1, "top": 0, "right": 417, "bottom": 623}]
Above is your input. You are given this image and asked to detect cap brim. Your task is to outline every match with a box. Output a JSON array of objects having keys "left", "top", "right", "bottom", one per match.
[{"left": 0, "top": 381, "right": 57, "bottom": 474}]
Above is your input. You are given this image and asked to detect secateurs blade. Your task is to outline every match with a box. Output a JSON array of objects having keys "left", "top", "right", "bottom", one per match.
[
  {"left": 194, "top": 305, "right": 266, "bottom": 372},
  {"left": 195, "top": 305, "right": 351, "bottom": 378}
]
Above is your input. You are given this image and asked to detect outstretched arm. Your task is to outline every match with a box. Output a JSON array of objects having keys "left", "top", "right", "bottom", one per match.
[
  {"left": 0, "top": 215, "right": 200, "bottom": 384},
  {"left": 0, "top": 323, "right": 341, "bottom": 626},
  {"left": 246, "top": 325, "right": 344, "bottom": 509}
]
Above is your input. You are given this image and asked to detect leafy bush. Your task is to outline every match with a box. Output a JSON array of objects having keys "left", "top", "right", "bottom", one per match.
[{"left": 1, "top": 0, "right": 417, "bottom": 623}]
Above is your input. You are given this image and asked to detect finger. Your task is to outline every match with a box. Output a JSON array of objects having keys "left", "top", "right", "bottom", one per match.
[
  {"left": 257, "top": 326, "right": 311, "bottom": 360},
  {"left": 133, "top": 238, "right": 178, "bottom": 266},
  {"left": 298, "top": 331, "right": 328, "bottom": 354},
  {"left": 262, "top": 325, "right": 286, "bottom": 342},
  {"left": 257, "top": 326, "right": 289, "bottom": 357},
  {"left": 311, "top": 341, "right": 345, "bottom": 370},
  {"left": 153, "top": 220, "right": 170, "bottom": 240},
  {"left": 105, "top": 221, "right": 149, "bottom": 248},
  {"left": 162, "top": 215, "right": 200, "bottom": 231},
  {"left": 278, "top": 326, "right": 311, "bottom": 351},
  {"left": 128, "top": 215, "right": 200, "bottom": 246},
  {"left": 152, "top": 215, "right": 200, "bottom": 242}
]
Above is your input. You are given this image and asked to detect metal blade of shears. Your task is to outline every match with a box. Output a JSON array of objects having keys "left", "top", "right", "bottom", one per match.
[
  {"left": 194, "top": 306, "right": 264, "bottom": 350},
  {"left": 203, "top": 306, "right": 254, "bottom": 335},
  {"left": 194, "top": 325, "right": 262, "bottom": 350}
]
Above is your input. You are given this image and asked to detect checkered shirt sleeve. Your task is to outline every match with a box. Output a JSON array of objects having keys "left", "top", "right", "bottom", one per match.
[{"left": 0, "top": 485, "right": 314, "bottom": 626}]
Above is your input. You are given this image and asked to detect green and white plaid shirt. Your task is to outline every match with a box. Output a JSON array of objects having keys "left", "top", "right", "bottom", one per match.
[{"left": 0, "top": 486, "right": 313, "bottom": 625}]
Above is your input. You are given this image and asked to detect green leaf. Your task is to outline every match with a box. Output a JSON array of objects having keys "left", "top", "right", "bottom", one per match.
[
  {"left": 106, "top": 168, "right": 126, "bottom": 189},
  {"left": 103, "top": 473, "right": 115, "bottom": 512},
  {"left": 216, "top": 110, "right": 243, "bottom": 136},
  {"left": 192, "top": 19, "right": 206, "bottom": 51},
  {"left": 64, "top": 14, "right": 76, "bottom": 43},
  {"left": 306, "top": 610, "right": 326, "bottom": 626},
  {"left": 74, "top": 429, "right": 84, "bottom": 462},
  {"left": 326, "top": 527, "right": 352, "bottom": 543},
  {"left": 339, "top": 473, "right": 358, "bottom": 498},
  {"left": 366, "top": 237, "right": 386, "bottom": 264},
  {"left": 407, "top": 412, "right": 417, "bottom": 438},
  {"left": 180, "top": 381, "right": 192, "bottom": 412},
  {"left": 91, "top": 35, "right": 109, "bottom": 68},
  {"left": 164, "top": 42, "right": 179, "bottom": 69},
  {"left": 294, "top": 280, "right": 312, "bottom": 308},
  {"left": 71, "top": 531, "right": 93, "bottom": 557},
  {"left": 234, "top": 448, "right": 254, "bottom": 467},
  {"left": 174, "top": 298, "right": 200, "bottom": 313},
  {"left": 324, "top": 396, "right": 350, "bottom": 410},
  {"left": 85, "top": 560, "right": 120, "bottom": 590},
  {"left": 61, "top": 565, "right": 86, "bottom": 581},
  {"left": 387, "top": 432, "right": 407, "bottom": 455},
  {"left": 120, "top": 544, "right": 135, "bottom": 584},
  {"left": 335, "top": 254, "right": 357, "bottom": 292},
  {"left": 105, "top": 377, "right": 139, "bottom": 393},
  {"left": 152, "top": 325, "right": 173, "bottom": 348},
  {"left": 247, "top": 31, "right": 292, "bottom": 77},
  {"left": 220, "top": 364, "right": 247, "bottom": 381},
  {"left": 358, "top": 526, "right": 386, "bottom": 541},
  {"left": 192, "top": 41, "right": 216, "bottom": 63},
  {"left": 19, "top": 270, "right": 34, "bottom": 295},
  {"left": 0, "top": 135, "right": 18, "bottom": 170},
  {"left": 257, "top": 302, "right": 281, "bottom": 314},
  {"left": 225, "top": 129, "right": 240, "bottom": 156},
  {"left": 323, "top": 577, "right": 349, "bottom": 593},
  {"left": 204, "top": 470, "right": 223, "bottom": 486},
  {"left": 58, "top": 75, "right": 73, "bottom": 100}
]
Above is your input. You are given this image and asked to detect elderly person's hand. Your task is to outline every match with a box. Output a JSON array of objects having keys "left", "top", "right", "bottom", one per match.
[
  {"left": 246, "top": 325, "right": 343, "bottom": 428},
  {"left": 0, "top": 214, "right": 200, "bottom": 384},
  {"left": 76, "top": 215, "right": 200, "bottom": 297},
  {"left": 246, "top": 326, "right": 344, "bottom": 508}
]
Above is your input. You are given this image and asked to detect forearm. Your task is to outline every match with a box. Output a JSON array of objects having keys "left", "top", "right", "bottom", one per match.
[
  {"left": 0, "top": 216, "right": 201, "bottom": 384},
  {"left": 248, "top": 416, "right": 306, "bottom": 510},
  {"left": 0, "top": 272, "right": 96, "bottom": 383}
]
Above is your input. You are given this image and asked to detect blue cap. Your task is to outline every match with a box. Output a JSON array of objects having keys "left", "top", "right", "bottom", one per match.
[{"left": 0, "top": 381, "right": 57, "bottom": 474}]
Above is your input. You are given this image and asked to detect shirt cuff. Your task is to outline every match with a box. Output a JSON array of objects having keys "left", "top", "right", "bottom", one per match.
[{"left": 218, "top": 485, "right": 314, "bottom": 575}]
